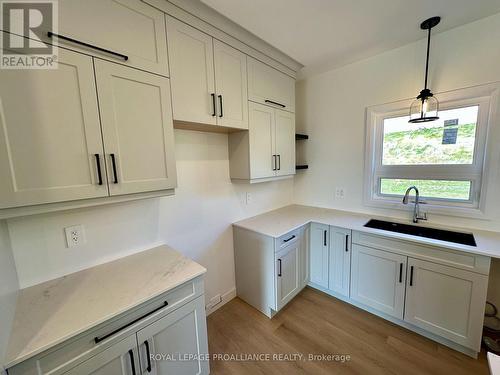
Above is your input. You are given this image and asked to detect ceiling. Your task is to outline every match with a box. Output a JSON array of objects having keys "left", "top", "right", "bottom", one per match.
[{"left": 200, "top": 0, "right": 500, "bottom": 76}]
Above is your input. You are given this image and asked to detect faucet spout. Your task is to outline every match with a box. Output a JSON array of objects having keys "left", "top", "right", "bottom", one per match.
[{"left": 402, "top": 186, "right": 427, "bottom": 223}]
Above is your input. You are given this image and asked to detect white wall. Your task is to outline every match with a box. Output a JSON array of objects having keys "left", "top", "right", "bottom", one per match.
[
  {"left": 7, "top": 129, "right": 294, "bottom": 305},
  {"left": 294, "top": 13, "right": 500, "bottom": 304},
  {"left": 295, "top": 13, "right": 500, "bottom": 231},
  {"left": 0, "top": 221, "right": 18, "bottom": 370}
]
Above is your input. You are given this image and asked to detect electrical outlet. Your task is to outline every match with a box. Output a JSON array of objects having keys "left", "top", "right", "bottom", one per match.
[
  {"left": 65, "top": 225, "right": 86, "bottom": 248},
  {"left": 335, "top": 187, "right": 345, "bottom": 199},
  {"left": 246, "top": 192, "right": 252, "bottom": 204}
]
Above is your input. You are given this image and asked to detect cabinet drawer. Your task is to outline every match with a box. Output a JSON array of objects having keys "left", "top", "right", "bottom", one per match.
[
  {"left": 276, "top": 227, "right": 303, "bottom": 251},
  {"left": 352, "top": 231, "right": 490, "bottom": 275},
  {"left": 248, "top": 57, "right": 295, "bottom": 113},
  {"left": 8, "top": 277, "right": 204, "bottom": 375},
  {"left": 40, "top": 0, "right": 169, "bottom": 76}
]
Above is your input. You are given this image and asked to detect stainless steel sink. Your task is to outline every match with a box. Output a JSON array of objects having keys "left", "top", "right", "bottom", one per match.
[{"left": 364, "top": 219, "right": 476, "bottom": 246}]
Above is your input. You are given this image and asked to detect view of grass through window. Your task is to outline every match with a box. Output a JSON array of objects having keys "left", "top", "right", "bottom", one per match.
[
  {"left": 380, "top": 179, "right": 471, "bottom": 200},
  {"left": 380, "top": 106, "right": 478, "bottom": 200}
]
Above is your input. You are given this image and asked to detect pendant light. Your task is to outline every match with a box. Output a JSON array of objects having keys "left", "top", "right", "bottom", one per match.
[{"left": 409, "top": 16, "right": 441, "bottom": 123}]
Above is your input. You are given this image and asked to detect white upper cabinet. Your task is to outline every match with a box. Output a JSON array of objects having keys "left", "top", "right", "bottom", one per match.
[
  {"left": 94, "top": 59, "right": 177, "bottom": 196},
  {"left": 166, "top": 16, "right": 249, "bottom": 130},
  {"left": 404, "top": 258, "right": 488, "bottom": 351},
  {"left": 274, "top": 110, "right": 296, "bottom": 176},
  {"left": 166, "top": 16, "right": 216, "bottom": 126},
  {"left": 0, "top": 48, "right": 108, "bottom": 209},
  {"left": 229, "top": 102, "right": 295, "bottom": 182},
  {"left": 48, "top": 0, "right": 169, "bottom": 76},
  {"left": 213, "top": 40, "right": 248, "bottom": 129},
  {"left": 247, "top": 57, "right": 295, "bottom": 113}
]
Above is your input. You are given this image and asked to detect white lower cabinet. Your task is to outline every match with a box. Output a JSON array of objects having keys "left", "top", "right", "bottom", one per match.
[
  {"left": 63, "top": 335, "right": 139, "bottom": 375},
  {"left": 309, "top": 223, "right": 329, "bottom": 289},
  {"left": 404, "top": 257, "right": 488, "bottom": 350},
  {"left": 275, "top": 238, "right": 300, "bottom": 311},
  {"left": 136, "top": 297, "right": 209, "bottom": 375},
  {"left": 350, "top": 244, "right": 407, "bottom": 320},
  {"left": 328, "top": 227, "right": 351, "bottom": 298}
]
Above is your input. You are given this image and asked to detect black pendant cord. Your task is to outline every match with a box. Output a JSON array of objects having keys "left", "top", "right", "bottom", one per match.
[{"left": 423, "top": 27, "right": 432, "bottom": 91}]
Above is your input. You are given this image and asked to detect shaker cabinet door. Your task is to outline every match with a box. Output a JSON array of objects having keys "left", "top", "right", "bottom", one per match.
[
  {"left": 0, "top": 48, "right": 108, "bottom": 209},
  {"left": 94, "top": 59, "right": 177, "bottom": 196}
]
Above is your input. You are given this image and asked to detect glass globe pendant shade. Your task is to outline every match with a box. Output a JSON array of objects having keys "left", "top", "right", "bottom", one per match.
[{"left": 409, "top": 89, "right": 439, "bottom": 123}]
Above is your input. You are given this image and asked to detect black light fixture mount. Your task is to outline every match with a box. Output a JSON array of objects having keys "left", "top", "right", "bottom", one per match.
[{"left": 409, "top": 16, "right": 441, "bottom": 123}]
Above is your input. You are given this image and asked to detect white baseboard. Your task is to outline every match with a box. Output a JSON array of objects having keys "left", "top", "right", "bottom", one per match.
[{"left": 205, "top": 288, "right": 236, "bottom": 316}]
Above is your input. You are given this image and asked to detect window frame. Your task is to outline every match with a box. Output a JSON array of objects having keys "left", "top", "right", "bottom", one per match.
[{"left": 364, "top": 84, "right": 497, "bottom": 218}]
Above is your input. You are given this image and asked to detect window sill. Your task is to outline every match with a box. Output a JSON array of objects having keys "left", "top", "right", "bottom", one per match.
[{"left": 363, "top": 197, "right": 489, "bottom": 220}]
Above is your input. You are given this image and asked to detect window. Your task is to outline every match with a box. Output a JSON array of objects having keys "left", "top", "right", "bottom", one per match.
[{"left": 364, "top": 85, "right": 495, "bottom": 216}]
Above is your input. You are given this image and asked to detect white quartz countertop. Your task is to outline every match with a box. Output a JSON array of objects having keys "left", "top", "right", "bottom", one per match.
[
  {"left": 4, "top": 245, "right": 206, "bottom": 368},
  {"left": 233, "top": 205, "right": 500, "bottom": 259}
]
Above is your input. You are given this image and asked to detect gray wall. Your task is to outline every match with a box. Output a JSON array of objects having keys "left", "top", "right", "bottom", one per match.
[{"left": 0, "top": 220, "right": 18, "bottom": 372}]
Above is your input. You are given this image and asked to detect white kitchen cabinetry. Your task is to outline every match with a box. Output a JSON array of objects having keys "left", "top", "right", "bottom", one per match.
[
  {"left": 247, "top": 57, "right": 295, "bottom": 113},
  {"left": 309, "top": 223, "right": 329, "bottom": 289},
  {"left": 94, "top": 60, "right": 177, "bottom": 195},
  {"left": 0, "top": 49, "right": 108, "bottom": 209},
  {"left": 63, "top": 335, "right": 139, "bottom": 375},
  {"left": 350, "top": 244, "right": 407, "bottom": 320},
  {"left": 45, "top": 0, "right": 169, "bottom": 76},
  {"left": 275, "top": 236, "right": 300, "bottom": 311},
  {"left": 328, "top": 227, "right": 351, "bottom": 298},
  {"left": 228, "top": 102, "right": 295, "bottom": 182},
  {"left": 233, "top": 226, "right": 307, "bottom": 318},
  {"left": 166, "top": 16, "right": 248, "bottom": 130},
  {"left": 404, "top": 257, "right": 488, "bottom": 350},
  {"left": 136, "top": 297, "right": 209, "bottom": 375}
]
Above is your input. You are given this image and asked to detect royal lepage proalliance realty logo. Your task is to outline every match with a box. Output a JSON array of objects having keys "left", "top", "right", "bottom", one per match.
[{"left": 1, "top": 0, "right": 58, "bottom": 69}]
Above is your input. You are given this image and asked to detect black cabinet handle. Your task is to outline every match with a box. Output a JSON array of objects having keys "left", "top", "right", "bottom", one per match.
[
  {"left": 94, "top": 154, "right": 103, "bottom": 185},
  {"left": 94, "top": 301, "right": 168, "bottom": 343},
  {"left": 128, "top": 350, "right": 136, "bottom": 375},
  {"left": 110, "top": 154, "right": 118, "bottom": 184},
  {"left": 399, "top": 263, "right": 403, "bottom": 283},
  {"left": 409, "top": 266, "right": 414, "bottom": 286},
  {"left": 265, "top": 99, "right": 285, "bottom": 108},
  {"left": 144, "top": 341, "right": 152, "bottom": 372},
  {"left": 272, "top": 155, "right": 276, "bottom": 171},
  {"left": 323, "top": 230, "right": 327, "bottom": 246},
  {"left": 278, "top": 259, "right": 282, "bottom": 277},
  {"left": 283, "top": 235, "right": 295, "bottom": 243},
  {"left": 47, "top": 32, "right": 128, "bottom": 61},
  {"left": 218, "top": 95, "right": 223, "bottom": 117},
  {"left": 277, "top": 154, "right": 281, "bottom": 170},
  {"left": 345, "top": 235, "right": 349, "bottom": 252},
  {"left": 211, "top": 93, "right": 216, "bottom": 116}
]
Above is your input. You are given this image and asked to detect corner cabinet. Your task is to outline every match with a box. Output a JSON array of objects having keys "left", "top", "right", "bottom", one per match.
[
  {"left": 166, "top": 16, "right": 248, "bottom": 130},
  {"left": 228, "top": 102, "right": 295, "bottom": 183},
  {"left": 309, "top": 223, "right": 329, "bottom": 289},
  {"left": 328, "top": 227, "right": 351, "bottom": 298},
  {"left": 0, "top": 45, "right": 177, "bottom": 211}
]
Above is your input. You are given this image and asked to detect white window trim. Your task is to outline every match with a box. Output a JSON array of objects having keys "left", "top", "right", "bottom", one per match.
[{"left": 364, "top": 83, "right": 498, "bottom": 219}]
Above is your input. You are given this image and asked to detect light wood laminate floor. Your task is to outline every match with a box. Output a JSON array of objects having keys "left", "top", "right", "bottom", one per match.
[{"left": 207, "top": 287, "right": 488, "bottom": 374}]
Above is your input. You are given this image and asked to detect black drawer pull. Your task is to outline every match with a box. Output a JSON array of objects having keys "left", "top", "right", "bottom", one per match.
[
  {"left": 277, "top": 154, "right": 281, "bottom": 170},
  {"left": 272, "top": 155, "right": 277, "bottom": 171},
  {"left": 94, "top": 154, "right": 103, "bottom": 185},
  {"left": 399, "top": 263, "right": 403, "bottom": 283},
  {"left": 47, "top": 32, "right": 128, "bottom": 61},
  {"left": 265, "top": 99, "right": 285, "bottom": 108},
  {"left": 283, "top": 235, "right": 295, "bottom": 243},
  {"left": 409, "top": 266, "right": 414, "bottom": 286},
  {"left": 278, "top": 259, "right": 282, "bottom": 277},
  {"left": 144, "top": 340, "right": 152, "bottom": 372},
  {"left": 345, "top": 235, "right": 349, "bottom": 252},
  {"left": 110, "top": 153, "right": 118, "bottom": 184},
  {"left": 129, "top": 350, "right": 136, "bottom": 375},
  {"left": 323, "top": 230, "right": 327, "bottom": 246},
  {"left": 94, "top": 301, "right": 168, "bottom": 343}
]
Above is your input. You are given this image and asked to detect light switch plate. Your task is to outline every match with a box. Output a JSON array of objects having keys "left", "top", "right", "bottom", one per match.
[
  {"left": 335, "top": 187, "right": 345, "bottom": 199},
  {"left": 65, "top": 225, "right": 86, "bottom": 248}
]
